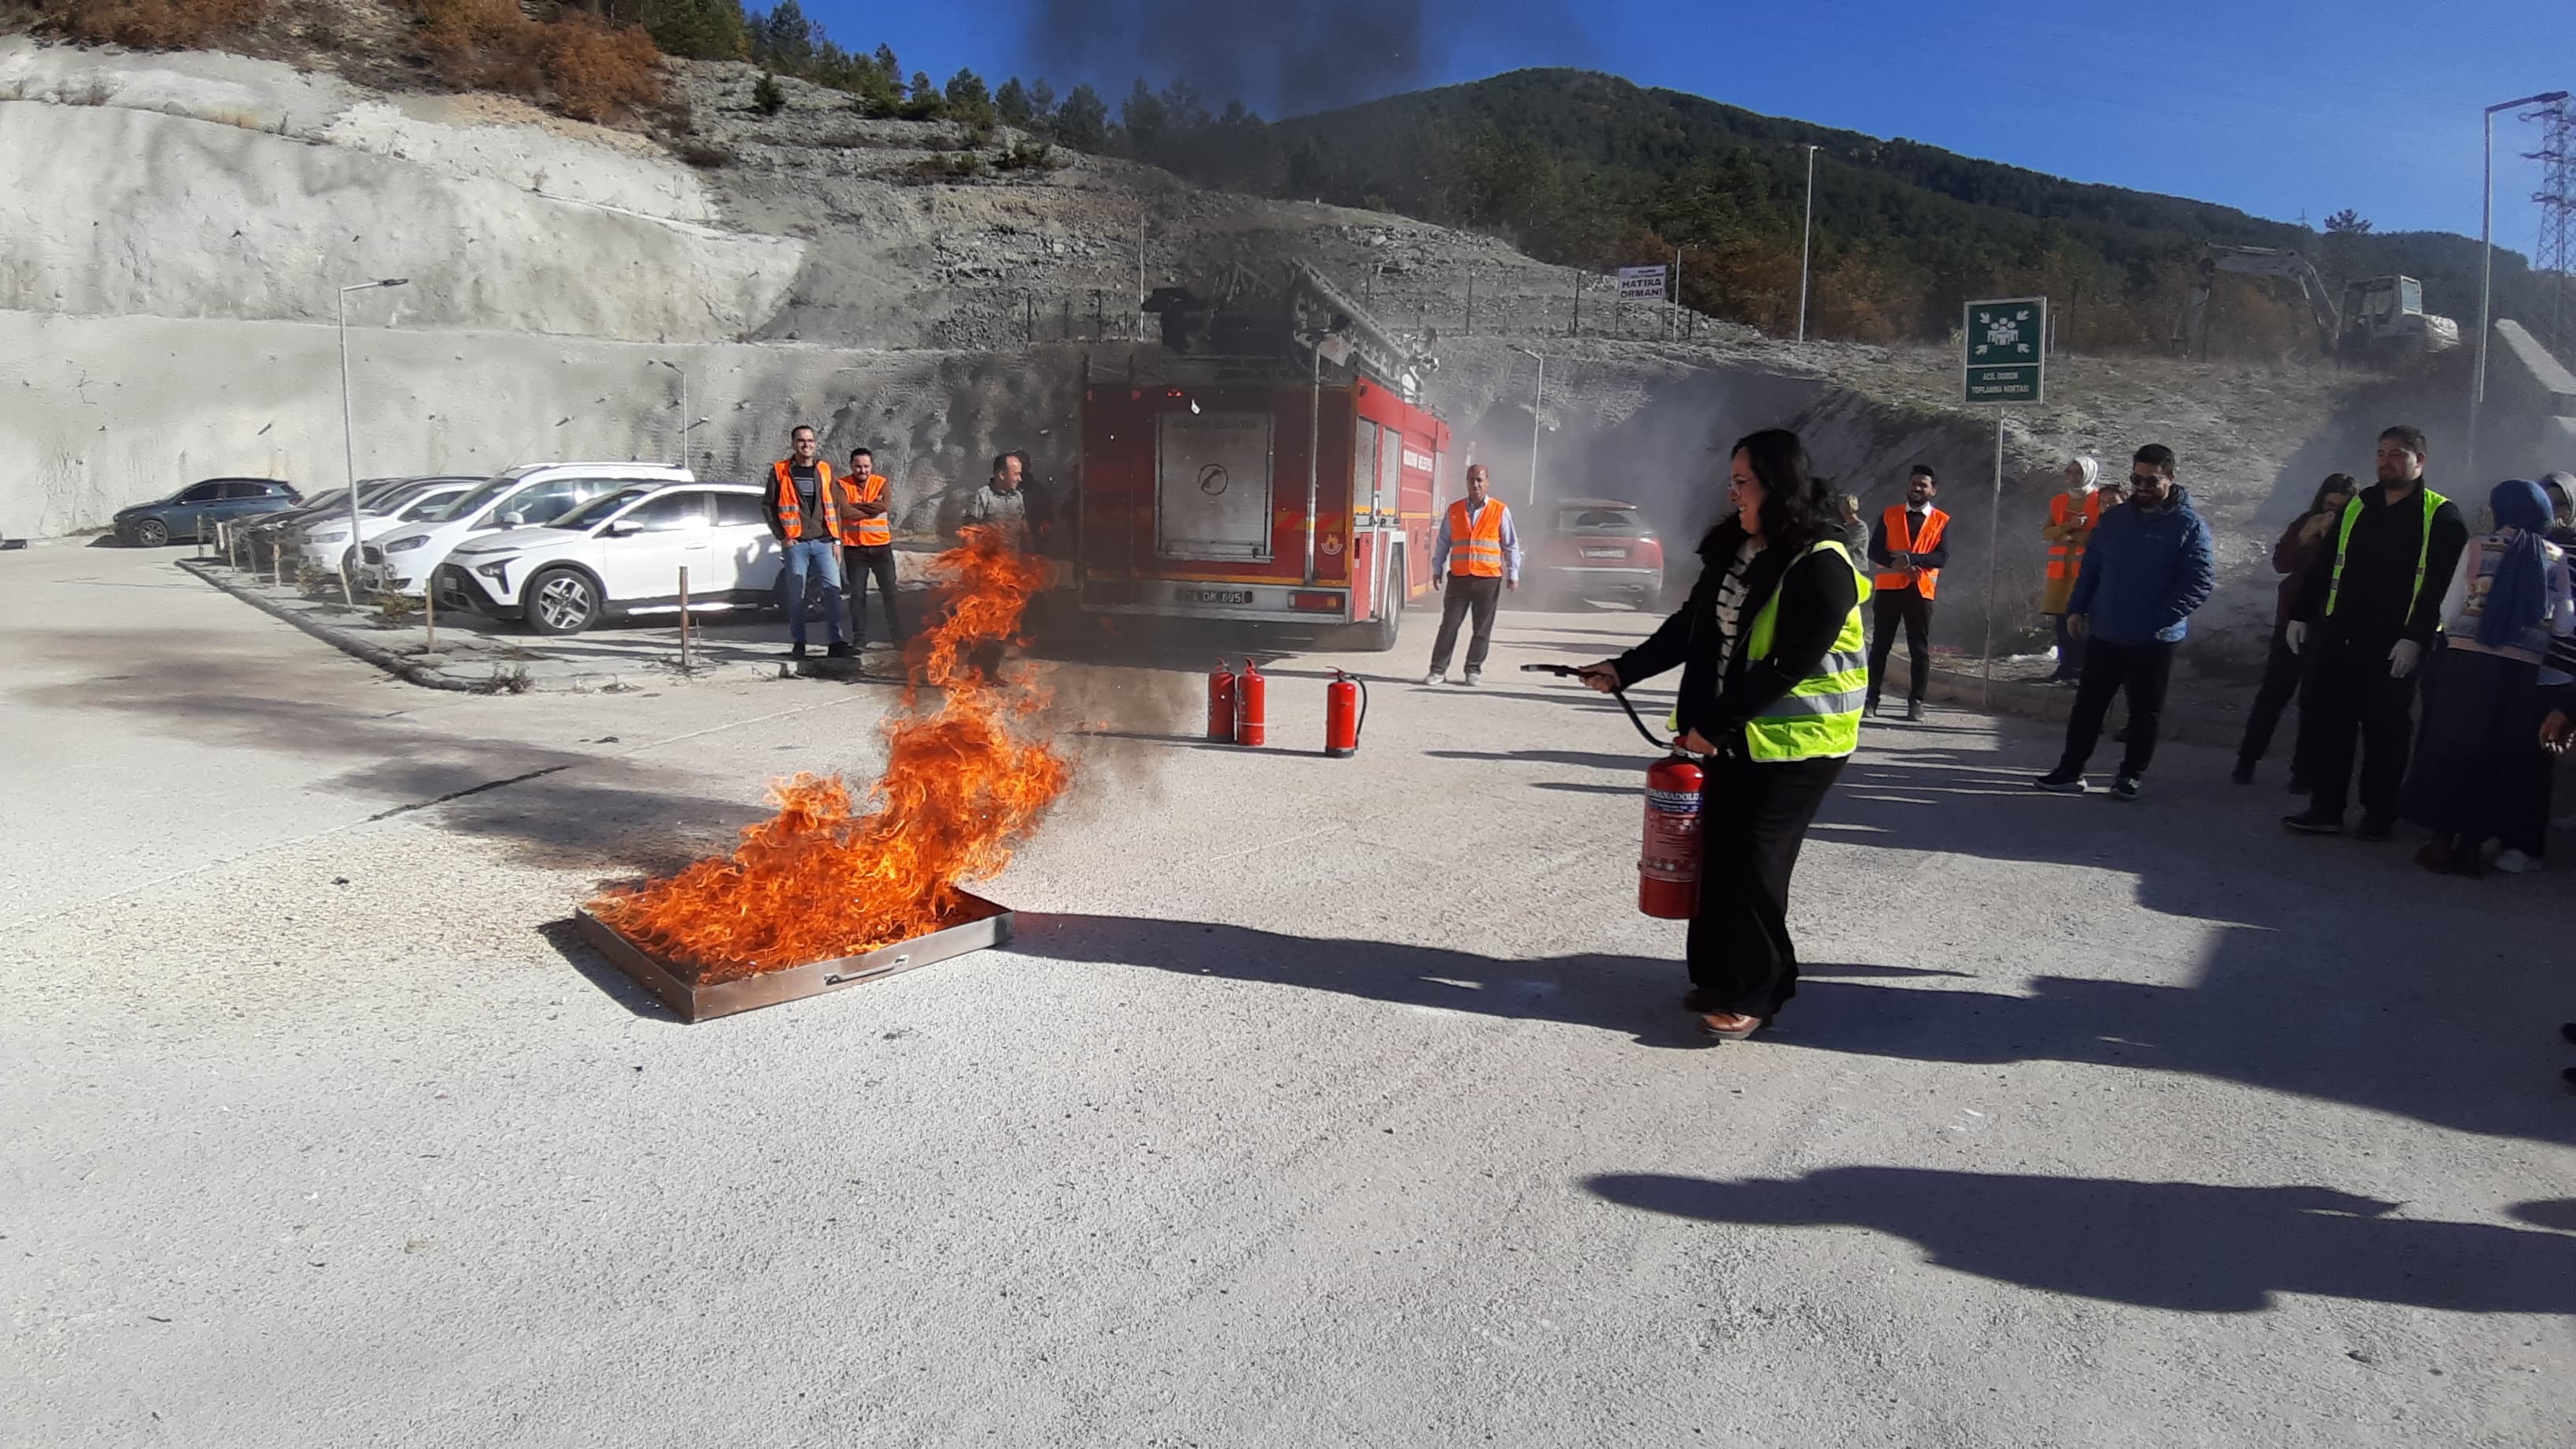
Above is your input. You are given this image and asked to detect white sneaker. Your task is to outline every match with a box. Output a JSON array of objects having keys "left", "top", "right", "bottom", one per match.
[
  {"left": 1422, "top": 670, "right": 1446, "bottom": 686},
  {"left": 1462, "top": 670, "right": 1481, "bottom": 687},
  {"left": 2495, "top": 848, "right": 2544, "bottom": 874}
]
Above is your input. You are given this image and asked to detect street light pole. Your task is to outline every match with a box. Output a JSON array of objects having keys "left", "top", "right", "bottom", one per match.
[
  {"left": 337, "top": 277, "right": 409, "bottom": 605},
  {"left": 1510, "top": 346, "right": 1544, "bottom": 507},
  {"left": 1797, "top": 144, "right": 1818, "bottom": 343},
  {"left": 2471, "top": 91, "right": 2568, "bottom": 481}
]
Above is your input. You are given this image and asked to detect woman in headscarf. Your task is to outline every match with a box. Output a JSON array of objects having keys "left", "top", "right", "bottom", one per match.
[
  {"left": 2039, "top": 455, "right": 2107, "bottom": 682},
  {"left": 2400, "top": 479, "right": 2574, "bottom": 875}
]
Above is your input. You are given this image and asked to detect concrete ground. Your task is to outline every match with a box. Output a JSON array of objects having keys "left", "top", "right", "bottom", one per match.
[{"left": 4, "top": 539, "right": 2570, "bottom": 1448}]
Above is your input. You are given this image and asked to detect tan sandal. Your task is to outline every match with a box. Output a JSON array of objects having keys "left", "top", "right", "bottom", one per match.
[{"left": 1696, "top": 1012, "right": 1767, "bottom": 1041}]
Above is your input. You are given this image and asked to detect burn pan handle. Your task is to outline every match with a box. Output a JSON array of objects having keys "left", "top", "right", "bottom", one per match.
[{"left": 826, "top": 955, "right": 908, "bottom": 986}]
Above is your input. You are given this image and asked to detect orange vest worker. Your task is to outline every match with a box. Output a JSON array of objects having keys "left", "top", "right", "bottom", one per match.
[
  {"left": 838, "top": 471, "right": 892, "bottom": 548},
  {"left": 770, "top": 458, "right": 841, "bottom": 541},
  {"left": 1445, "top": 498, "right": 1507, "bottom": 578},
  {"left": 2042, "top": 489, "right": 2106, "bottom": 613},
  {"left": 1875, "top": 504, "right": 1950, "bottom": 599}
]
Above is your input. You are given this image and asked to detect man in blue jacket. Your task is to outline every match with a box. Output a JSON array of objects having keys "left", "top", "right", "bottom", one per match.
[{"left": 2032, "top": 444, "right": 2215, "bottom": 801}]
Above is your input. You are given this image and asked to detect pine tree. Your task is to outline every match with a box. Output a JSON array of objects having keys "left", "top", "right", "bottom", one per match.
[
  {"left": 995, "top": 77, "right": 1032, "bottom": 126},
  {"left": 1054, "top": 83, "right": 1106, "bottom": 149}
]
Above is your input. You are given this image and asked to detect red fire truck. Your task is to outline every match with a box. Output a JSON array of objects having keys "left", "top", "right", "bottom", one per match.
[{"left": 1073, "top": 266, "right": 1450, "bottom": 650}]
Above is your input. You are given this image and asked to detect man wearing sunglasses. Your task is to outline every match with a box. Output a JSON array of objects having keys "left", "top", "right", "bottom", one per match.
[{"left": 2032, "top": 444, "right": 2214, "bottom": 801}]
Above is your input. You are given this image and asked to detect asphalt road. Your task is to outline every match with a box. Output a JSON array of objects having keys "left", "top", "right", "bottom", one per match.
[{"left": 6, "top": 541, "right": 2570, "bottom": 1447}]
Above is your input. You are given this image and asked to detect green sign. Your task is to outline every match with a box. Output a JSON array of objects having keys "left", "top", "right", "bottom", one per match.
[{"left": 1963, "top": 297, "right": 2046, "bottom": 404}]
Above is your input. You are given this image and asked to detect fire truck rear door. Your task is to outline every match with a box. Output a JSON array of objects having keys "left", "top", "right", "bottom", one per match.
[{"left": 1155, "top": 410, "right": 1274, "bottom": 561}]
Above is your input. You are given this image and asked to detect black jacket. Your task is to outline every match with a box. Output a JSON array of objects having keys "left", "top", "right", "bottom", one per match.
[
  {"left": 1612, "top": 521, "right": 1861, "bottom": 751},
  {"left": 2289, "top": 482, "right": 2468, "bottom": 645}
]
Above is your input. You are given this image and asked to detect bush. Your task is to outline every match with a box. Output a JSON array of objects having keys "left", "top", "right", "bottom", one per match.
[
  {"left": 993, "top": 140, "right": 1056, "bottom": 174},
  {"left": 905, "top": 152, "right": 985, "bottom": 182},
  {"left": 752, "top": 71, "right": 786, "bottom": 116},
  {"left": 41, "top": 0, "right": 268, "bottom": 49},
  {"left": 413, "top": 0, "right": 663, "bottom": 123}
]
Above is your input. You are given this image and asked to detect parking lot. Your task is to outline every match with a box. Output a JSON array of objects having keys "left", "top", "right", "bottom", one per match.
[{"left": 5, "top": 539, "right": 2572, "bottom": 1447}]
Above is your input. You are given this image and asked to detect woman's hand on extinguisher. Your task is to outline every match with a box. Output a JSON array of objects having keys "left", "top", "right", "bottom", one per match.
[
  {"left": 1677, "top": 728, "right": 1718, "bottom": 755},
  {"left": 1575, "top": 661, "right": 1622, "bottom": 693}
]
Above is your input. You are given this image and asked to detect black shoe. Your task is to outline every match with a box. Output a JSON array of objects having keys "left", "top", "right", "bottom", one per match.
[
  {"left": 2353, "top": 814, "right": 2395, "bottom": 843},
  {"left": 788, "top": 642, "right": 808, "bottom": 660},
  {"left": 2561, "top": 1022, "right": 2576, "bottom": 1046},
  {"left": 2282, "top": 808, "right": 2343, "bottom": 835},
  {"left": 2563, "top": 1065, "right": 2576, "bottom": 1093},
  {"left": 1906, "top": 700, "right": 1926, "bottom": 722},
  {"left": 2230, "top": 758, "right": 2256, "bottom": 785},
  {"left": 2034, "top": 768, "right": 2087, "bottom": 794},
  {"left": 2110, "top": 773, "right": 2141, "bottom": 802},
  {"left": 827, "top": 641, "right": 853, "bottom": 659},
  {"left": 1865, "top": 695, "right": 1881, "bottom": 717}
]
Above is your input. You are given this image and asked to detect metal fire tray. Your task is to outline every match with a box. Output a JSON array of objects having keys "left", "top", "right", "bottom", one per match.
[{"left": 574, "top": 892, "right": 1013, "bottom": 1023}]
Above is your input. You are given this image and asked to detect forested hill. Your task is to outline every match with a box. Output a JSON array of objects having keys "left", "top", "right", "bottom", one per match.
[{"left": 1150, "top": 68, "right": 2552, "bottom": 351}]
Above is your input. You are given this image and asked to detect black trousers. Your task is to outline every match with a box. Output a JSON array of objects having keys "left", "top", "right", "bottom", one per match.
[
  {"left": 2058, "top": 638, "right": 2175, "bottom": 778},
  {"left": 2236, "top": 620, "right": 2311, "bottom": 771},
  {"left": 2297, "top": 630, "right": 2420, "bottom": 819},
  {"left": 841, "top": 545, "right": 901, "bottom": 646},
  {"left": 1866, "top": 588, "right": 1932, "bottom": 705},
  {"left": 1687, "top": 752, "right": 1847, "bottom": 1020},
  {"left": 1428, "top": 575, "right": 1503, "bottom": 673}
]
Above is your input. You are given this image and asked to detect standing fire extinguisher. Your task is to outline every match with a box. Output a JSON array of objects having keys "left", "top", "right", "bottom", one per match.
[
  {"left": 1324, "top": 669, "right": 1368, "bottom": 758},
  {"left": 1234, "top": 657, "right": 1267, "bottom": 747},
  {"left": 1520, "top": 663, "right": 1702, "bottom": 919},
  {"left": 1208, "top": 661, "right": 1237, "bottom": 743}
]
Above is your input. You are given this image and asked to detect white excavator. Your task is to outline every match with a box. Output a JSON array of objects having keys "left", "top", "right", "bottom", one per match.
[{"left": 2171, "top": 245, "right": 2461, "bottom": 365}]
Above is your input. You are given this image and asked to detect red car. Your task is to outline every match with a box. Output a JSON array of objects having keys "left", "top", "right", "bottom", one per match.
[{"left": 1532, "top": 496, "right": 1665, "bottom": 608}]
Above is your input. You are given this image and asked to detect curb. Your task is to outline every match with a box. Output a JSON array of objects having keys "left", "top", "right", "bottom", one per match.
[{"left": 179, "top": 559, "right": 502, "bottom": 694}]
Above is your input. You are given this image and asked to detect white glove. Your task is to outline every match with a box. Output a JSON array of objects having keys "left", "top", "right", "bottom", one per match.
[
  {"left": 2388, "top": 639, "right": 2423, "bottom": 679},
  {"left": 2284, "top": 620, "right": 2308, "bottom": 653}
]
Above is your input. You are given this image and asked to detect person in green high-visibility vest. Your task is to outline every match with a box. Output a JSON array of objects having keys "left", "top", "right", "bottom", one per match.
[
  {"left": 2282, "top": 425, "right": 2468, "bottom": 841},
  {"left": 1576, "top": 429, "right": 1866, "bottom": 1043}
]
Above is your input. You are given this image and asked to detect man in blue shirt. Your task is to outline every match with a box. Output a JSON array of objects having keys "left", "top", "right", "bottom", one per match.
[
  {"left": 2033, "top": 444, "right": 2215, "bottom": 801},
  {"left": 1424, "top": 463, "right": 1522, "bottom": 686}
]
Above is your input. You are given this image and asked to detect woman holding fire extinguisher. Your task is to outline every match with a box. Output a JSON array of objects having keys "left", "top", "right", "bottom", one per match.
[{"left": 1577, "top": 429, "right": 1868, "bottom": 1042}]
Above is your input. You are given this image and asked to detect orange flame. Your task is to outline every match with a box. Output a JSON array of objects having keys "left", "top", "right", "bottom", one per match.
[{"left": 588, "top": 527, "right": 1068, "bottom": 980}]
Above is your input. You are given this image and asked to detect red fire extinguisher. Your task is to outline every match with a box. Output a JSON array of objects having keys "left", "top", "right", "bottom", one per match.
[
  {"left": 1518, "top": 662, "right": 1702, "bottom": 919},
  {"left": 1324, "top": 669, "right": 1368, "bottom": 757},
  {"left": 1638, "top": 751, "right": 1703, "bottom": 919},
  {"left": 1208, "top": 661, "right": 1237, "bottom": 743},
  {"left": 1234, "top": 657, "right": 1267, "bottom": 747}
]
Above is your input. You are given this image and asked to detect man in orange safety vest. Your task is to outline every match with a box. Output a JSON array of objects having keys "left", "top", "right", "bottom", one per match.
[
  {"left": 1424, "top": 462, "right": 1521, "bottom": 687},
  {"left": 837, "top": 445, "right": 900, "bottom": 649},
  {"left": 762, "top": 424, "right": 848, "bottom": 660},
  {"left": 1865, "top": 463, "right": 1950, "bottom": 721}
]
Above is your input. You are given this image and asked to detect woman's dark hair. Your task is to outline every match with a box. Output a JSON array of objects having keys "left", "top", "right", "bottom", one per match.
[
  {"left": 2311, "top": 473, "right": 2357, "bottom": 514},
  {"left": 1731, "top": 429, "right": 1838, "bottom": 549}
]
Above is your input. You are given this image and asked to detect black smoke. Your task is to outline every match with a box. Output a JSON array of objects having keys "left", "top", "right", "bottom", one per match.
[{"left": 1025, "top": 0, "right": 1580, "bottom": 117}]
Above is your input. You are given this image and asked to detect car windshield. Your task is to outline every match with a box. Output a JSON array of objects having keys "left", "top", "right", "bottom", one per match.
[
  {"left": 364, "top": 481, "right": 444, "bottom": 515},
  {"left": 1559, "top": 507, "right": 1648, "bottom": 535},
  {"left": 299, "top": 489, "right": 347, "bottom": 512},
  {"left": 432, "top": 475, "right": 517, "bottom": 522},
  {"left": 550, "top": 487, "right": 657, "bottom": 530}
]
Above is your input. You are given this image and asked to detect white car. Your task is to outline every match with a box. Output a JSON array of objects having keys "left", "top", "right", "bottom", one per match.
[
  {"left": 358, "top": 462, "right": 694, "bottom": 597},
  {"left": 294, "top": 477, "right": 479, "bottom": 572},
  {"left": 433, "top": 482, "right": 784, "bottom": 635}
]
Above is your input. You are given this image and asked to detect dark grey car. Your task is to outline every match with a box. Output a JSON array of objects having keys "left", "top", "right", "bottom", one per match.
[{"left": 114, "top": 478, "right": 303, "bottom": 545}]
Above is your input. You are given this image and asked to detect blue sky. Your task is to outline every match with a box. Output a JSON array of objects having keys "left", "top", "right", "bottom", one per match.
[{"left": 803, "top": 0, "right": 2570, "bottom": 253}]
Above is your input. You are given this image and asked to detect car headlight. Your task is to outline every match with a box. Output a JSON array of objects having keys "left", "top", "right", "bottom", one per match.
[
  {"left": 474, "top": 557, "right": 515, "bottom": 578},
  {"left": 385, "top": 535, "right": 429, "bottom": 553},
  {"left": 309, "top": 530, "right": 346, "bottom": 544}
]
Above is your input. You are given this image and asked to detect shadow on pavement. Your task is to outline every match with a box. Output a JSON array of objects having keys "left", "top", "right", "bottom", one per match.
[
  {"left": 1585, "top": 1166, "right": 2576, "bottom": 1314},
  {"left": 1010, "top": 912, "right": 1712, "bottom": 1048}
]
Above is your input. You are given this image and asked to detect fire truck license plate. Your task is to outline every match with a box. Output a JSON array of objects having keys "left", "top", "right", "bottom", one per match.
[{"left": 1179, "top": 588, "right": 1253, "bottom": 605}]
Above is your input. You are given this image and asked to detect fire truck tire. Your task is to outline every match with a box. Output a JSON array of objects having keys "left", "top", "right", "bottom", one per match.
[{"left": 1361, "top": 548, "right": 1406, "bottom": 651}]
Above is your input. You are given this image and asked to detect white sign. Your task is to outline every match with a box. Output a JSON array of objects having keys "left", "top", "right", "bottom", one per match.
[{"left": 1617, "top": 265, "right": 1668, "bottom": 299}]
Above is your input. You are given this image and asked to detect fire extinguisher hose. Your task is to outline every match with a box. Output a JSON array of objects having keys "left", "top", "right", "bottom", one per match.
[{"left": 1519, "top": 663, "right": 1676, "bottom": 751}]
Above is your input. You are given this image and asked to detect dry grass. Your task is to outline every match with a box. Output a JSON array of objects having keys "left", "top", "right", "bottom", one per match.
[
  {"left": 39, "top": 0, "right": 268, "bottom": 49},
  {"left": 414, "top": 0, "right": 660, "bottom": 124}
]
